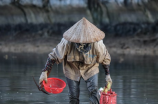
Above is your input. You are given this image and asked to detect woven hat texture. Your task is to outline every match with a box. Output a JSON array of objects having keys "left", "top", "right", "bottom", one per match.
[{"left": 63, "top": 17, "right": 105, "bottom": 43}]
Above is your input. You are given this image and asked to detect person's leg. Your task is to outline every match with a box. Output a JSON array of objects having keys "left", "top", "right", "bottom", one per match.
[
  {"left": 66, "top": 77, "right": 80, "bottom": 104},
  {"left": 85, "top": 74, "right": 99, "bottom": 104}
]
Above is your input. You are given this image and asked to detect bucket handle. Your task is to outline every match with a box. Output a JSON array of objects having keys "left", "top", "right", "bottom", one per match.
[{"left": 109, "top": 89, "right": 112, "bottom": 93}]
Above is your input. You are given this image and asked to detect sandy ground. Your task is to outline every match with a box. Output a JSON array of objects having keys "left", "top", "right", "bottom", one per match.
[{"left": 0, "top": 34, "right": 158, "bottom": 56}]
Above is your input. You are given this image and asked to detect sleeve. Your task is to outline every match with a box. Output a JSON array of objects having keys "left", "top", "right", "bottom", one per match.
[
  {"left": 97, "top": 40, "right": 111, "bottom": 75},
  {"left": 48, "top": 38, "right": 69, "bottom": 64},
  {"left": 97, "top": 40, "right": 111, "bottom": 65},
  {"left": 101, "top": 50, "right": 111, "bottom": 65}
]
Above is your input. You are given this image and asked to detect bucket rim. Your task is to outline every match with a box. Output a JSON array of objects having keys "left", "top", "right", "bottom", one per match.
[{"left": 43, "top": 77, "right": 66, "bottom": 89}]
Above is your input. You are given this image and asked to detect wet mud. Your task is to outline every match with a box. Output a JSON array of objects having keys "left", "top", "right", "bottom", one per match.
[{"left": 0, "top": 22, "right": 158, "bottom": 55}]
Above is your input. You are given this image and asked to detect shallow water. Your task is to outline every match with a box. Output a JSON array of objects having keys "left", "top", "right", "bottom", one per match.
[{"left": 0, "top": 52, "right": 158, "bottom": 104}]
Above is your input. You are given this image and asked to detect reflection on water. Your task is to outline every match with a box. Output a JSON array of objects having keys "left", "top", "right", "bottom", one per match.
[{"left": 0, "top": 53, "right": 158, "bottom": 104}]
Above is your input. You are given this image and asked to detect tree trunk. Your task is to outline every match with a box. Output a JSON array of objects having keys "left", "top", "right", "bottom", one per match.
[
  {"left": 11, "top": 0, "right": 20, "bottom": 4},
  {"left": 87, "top": 0, "right": 103, "bottom": 25},
  {"left": 42, "top": 0, "right": 50, "bottom": 9},
  {"left": 124, "top": 0, "right": 131, "bottom": 6}
]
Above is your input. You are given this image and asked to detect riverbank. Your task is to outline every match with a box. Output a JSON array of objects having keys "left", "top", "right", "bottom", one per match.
[
  {"left": 0, "top": 34, "right": 158, "bottom": 56},
  {"left": 0, "top": 2, "right": 158, "bottom": 56}
]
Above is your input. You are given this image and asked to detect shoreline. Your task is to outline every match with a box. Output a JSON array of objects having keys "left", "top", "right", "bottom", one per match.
[{"left": 0, "top": 36, "right": 158, "bottom": 56}]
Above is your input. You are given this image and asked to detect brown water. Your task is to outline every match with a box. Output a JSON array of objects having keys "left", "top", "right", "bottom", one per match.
[{"left": 0, "top": 53, "right": 158, "bottom": 104}]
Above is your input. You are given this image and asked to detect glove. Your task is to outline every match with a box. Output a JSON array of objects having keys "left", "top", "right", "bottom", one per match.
[
  {"left": 39, "top": 57, "right": 55, "bottom": 84},
  {"left": 39, "top": 71, "right": 48, "bottom": 84},
  {"left": 105, "top": 74, "right": 112, "bottom": 84}
]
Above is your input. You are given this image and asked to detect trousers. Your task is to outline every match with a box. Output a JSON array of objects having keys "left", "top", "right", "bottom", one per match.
[{"left": 66, "top": 74, "right": 99, "bottom": 104}]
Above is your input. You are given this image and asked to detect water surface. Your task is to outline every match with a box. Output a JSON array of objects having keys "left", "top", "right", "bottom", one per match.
[{"left": 0, "top": 53, "right": 158, "bottom": 104}]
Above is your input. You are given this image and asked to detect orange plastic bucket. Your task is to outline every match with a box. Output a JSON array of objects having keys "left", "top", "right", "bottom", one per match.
[
  {"left": 100, "top": 89, "right": 117, "bottom": 104},
  {"left": 43, "top": 78, "right": 66, "bottom": 94}
]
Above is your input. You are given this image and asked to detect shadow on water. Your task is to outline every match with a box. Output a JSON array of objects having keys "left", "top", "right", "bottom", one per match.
[{"left": 0, "top": 52, "right": 158, "bottom": 104}]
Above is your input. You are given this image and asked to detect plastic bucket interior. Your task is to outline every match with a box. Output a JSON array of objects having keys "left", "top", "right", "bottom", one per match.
[{"left": 43, "top": 78, "right": 66, "bottom": 94}]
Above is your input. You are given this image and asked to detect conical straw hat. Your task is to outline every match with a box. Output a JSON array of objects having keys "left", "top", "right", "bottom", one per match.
[{"left": 63, "top": 17, "right": 105, "bottom": 43}]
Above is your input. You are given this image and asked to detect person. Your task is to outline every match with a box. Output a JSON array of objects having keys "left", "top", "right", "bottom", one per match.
[{"left": 39, "top": 17, "right": 112, "bottom": 104}]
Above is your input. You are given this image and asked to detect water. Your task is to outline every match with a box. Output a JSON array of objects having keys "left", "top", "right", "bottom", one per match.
[{"left": 0, "top": 52, "right": 158, "bottom": 104}]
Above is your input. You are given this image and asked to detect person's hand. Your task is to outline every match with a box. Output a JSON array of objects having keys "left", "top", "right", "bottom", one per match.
[
  {"left": 105, "top": 74, "right": 112, "bottom": 84},
  {"left": 39, "top": 71, "right": 48, "bottom": 84}
]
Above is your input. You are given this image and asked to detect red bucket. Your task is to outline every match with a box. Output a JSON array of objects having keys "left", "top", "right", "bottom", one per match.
[
  {"left": 100, "top": 89, "right": 117, "bottom": 104},
  {"left": 43, "top": 78, "right": 66, "bottom": 94}
]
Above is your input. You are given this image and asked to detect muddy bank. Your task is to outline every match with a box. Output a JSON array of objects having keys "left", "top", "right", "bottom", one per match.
[
  {"left": 0, "top": 21, "right": 158, "bottom": 56},
  {"left": 105, "top": 36, "right": 158, "bottom": 56},
  {"left": 0, "top": 34, "right": 158, "bottom": 56},
  {"left": 1, "top": 2, "right": 158, "bottom": 56}
]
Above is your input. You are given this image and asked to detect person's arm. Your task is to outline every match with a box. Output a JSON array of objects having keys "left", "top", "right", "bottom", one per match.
[
  {"left": 102, "top": 64, "right": 110, "bottom": 75},
  {"left": 39, "top": 38, "right": 69, "bottom": 84},
  {"left": 39, "top": 57, "right": 55, "bottom": 84},
  {"left": 42, "top": 57, "right": 55, "bottom": 73},
  {"left": 101, "top": 50, "right": 112, "bottom": 84},
  {"left": 96, "top": 40, "right": 112, "bottom": 84}
]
